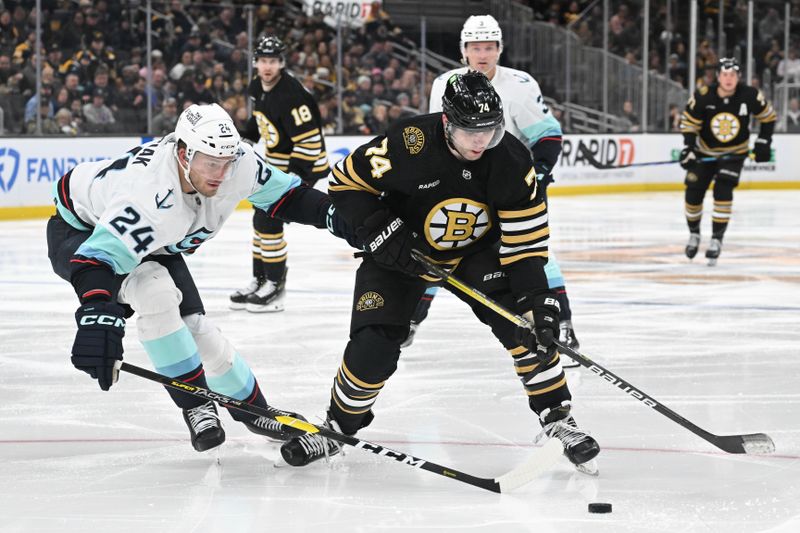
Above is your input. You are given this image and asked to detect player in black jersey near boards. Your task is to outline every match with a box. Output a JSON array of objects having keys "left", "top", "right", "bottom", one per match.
[
  {"left": 679, "top": 58, "right": 776, "bottom": 265},
  {"left": 280, "top": 72, "right": 600, "bottom": 473},
  {"left": 230, "top": 35, "right": 331, "bottom": 311}
]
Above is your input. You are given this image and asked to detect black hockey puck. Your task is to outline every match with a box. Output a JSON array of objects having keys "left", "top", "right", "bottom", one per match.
[{"left": 588, "top": 502, "right": 612, "bottom": 513}]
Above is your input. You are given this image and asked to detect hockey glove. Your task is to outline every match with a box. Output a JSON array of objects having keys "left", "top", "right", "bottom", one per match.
[
  {"left": 679, "top": 146, "right": 697, "bottom": 169},
  {"left": 514, "top": 292, "right": 561, "bottom": 368},
  {"left": 753, "top": 138, "right": 771, "bottom": 163},
  {"left": 357, "top": 210, "right": 430, "bottom": 277},
  {"left": 72, "top": 302, "right": 126, "bottom": 391}
]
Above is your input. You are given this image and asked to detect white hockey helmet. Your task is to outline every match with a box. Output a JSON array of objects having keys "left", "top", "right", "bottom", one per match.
[
  {"left": 174, "top": 103, "right": 240, "bottom": 161},
  {"left": 460, "top": 15, "right": 503, "bottom": 56}
]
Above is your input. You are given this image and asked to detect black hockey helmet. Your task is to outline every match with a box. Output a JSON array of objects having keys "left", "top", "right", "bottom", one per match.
[
  {"left": 717, "top": 57, "right": 740, "bottom": 74},
  {"left": 442, "top": 71, "right": 505, "bottom": 149},
  {"left": 254, "top": 35, "right": 286, "bottom": 60}
]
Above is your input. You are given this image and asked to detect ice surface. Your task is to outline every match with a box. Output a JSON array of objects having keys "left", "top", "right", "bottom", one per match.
[{"left": 1, "top": 191, "right": 798, "bottom": 532}]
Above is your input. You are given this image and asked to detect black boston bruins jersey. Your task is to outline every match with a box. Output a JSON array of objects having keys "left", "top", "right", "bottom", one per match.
[
  {"left": 329, "top": 113, "right": 550, "bottom": 287},
  {"left": 243, "top": 73, "right": 329, "bottom": 182},
  {"left": 680, "top": 83, "right": 776, "bottom": 156}
]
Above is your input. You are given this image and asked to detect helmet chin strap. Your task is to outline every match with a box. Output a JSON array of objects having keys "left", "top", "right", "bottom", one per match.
[
  {"left": 444, "top": 123, "right": 471, "bottom": 162},
  {"left": 175, "top": 144, "right": 200, "bottom": 193}
]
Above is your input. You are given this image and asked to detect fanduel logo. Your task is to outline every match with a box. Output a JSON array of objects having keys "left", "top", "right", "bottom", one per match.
[{"left": 0, "top": 147, "right": 21, "bottom": 193}]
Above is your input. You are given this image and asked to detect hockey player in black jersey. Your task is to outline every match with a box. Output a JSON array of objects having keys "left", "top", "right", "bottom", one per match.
[
  {"left": 679, "top": 58, "right": 776, "bottom": 265},
  {"left": 230, "top": 35, "right": 331, "bottom": 311},
  {"left": 280, "top": 72, "right": 600, "bottom": 473}
]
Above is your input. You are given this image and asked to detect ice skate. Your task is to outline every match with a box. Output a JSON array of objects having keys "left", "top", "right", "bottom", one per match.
[
  {"left": 280, "top": 412, "right": 343, "bottom": 466},
  {"left": 241, "top": 407, "right": 306, "bottom": 441},
  {"left": 229, "top": 277, "right": 265, "bottom": 310},
  {"left": 245, "top": 270, "right": 286, "bottom": 313},
  {"left": 536, "top": 402, "right": 600, "bottom": 475},
  {"left": 685, "top": 233, "right": 700, "bottom": 259},
  {"left": 706, "top": 238, "right": 722, "bottom": 266},
  {"left": 559, "top": 320, "right": 580, "bottom": 368},
  {"left": 183, "top": 401, "right": 226, "bottom": 452}
]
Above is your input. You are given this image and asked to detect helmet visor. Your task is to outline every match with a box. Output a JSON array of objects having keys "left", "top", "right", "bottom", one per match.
[
  {"left": 189, "top": 151, "right": 239, "bottom": 184},
  {"left": 448, "top": 120, "right": 505, "bottom": 152}
]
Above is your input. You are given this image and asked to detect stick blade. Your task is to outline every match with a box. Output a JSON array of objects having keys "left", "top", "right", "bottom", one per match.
[
  {"left": 716, "top": 433, "right": 776, "bottom": 454},
  {"left": 740, "top": 433, "right": 776, "bottom": 455},
  {"left": 495, "top": 438, "right": 563, "bottom": 493}
]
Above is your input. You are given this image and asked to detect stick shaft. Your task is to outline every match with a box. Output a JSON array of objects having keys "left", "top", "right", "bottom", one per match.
[
  {"left": 118, "top": 362, "right": 552, "bottom": 492},
  {"left": 411, "top": 252, "right": 772, "bottom": 455}
]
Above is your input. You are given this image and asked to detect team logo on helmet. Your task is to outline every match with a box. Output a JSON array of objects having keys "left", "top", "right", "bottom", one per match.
[
  {"left": 356, "top": 291, "right": 384, "bottom": 311},
  {"left": 425, "top": 198, "right": 491, "bottom": 250},
  {"left": 710, "top": 112, "right": 740, "bottom": 143},
  {"left": 402, "top": 126, "right": 425, "bottom": 155}
]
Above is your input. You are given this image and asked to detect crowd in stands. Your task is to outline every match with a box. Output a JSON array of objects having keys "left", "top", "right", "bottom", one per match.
[
  {"left": 0, "top": 0, "right": 425, "bottom": 136},
  {"left": 3, "top": 0, "right": 799, "bottom": 136},
  {"left": 529, "top": 0, "right": 800, "bottom": 93}
]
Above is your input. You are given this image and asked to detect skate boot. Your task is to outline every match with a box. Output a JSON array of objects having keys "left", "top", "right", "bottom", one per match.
[
  {"left": 400, "top": 322, "right": 419, "bottom": 348},
  {"left": 229, "top": 277, "right": 265, "bottom": 310},
  {"left": 536, "top": 401, "right": 600, "bottom": 475},
  {"left": 559, "top": 320, "right": 580, "bottom": 368},
  {"left": 705, "top": 237, "right": 722, "bottom": 266},
  {"left": 182, "top": 401, "right": 226, "bottom": 452},
  {"left": 241, "top": 406, "right": 306, "bottom": 442},
  {"left": 246, "top": 269, "right": 287, "bottom": 313},
  {"left": 280, "top": 412, "right": 343, "bottom": 466},
  {"left": 685, "top": 233, "right": 700, "bottom": 259}
]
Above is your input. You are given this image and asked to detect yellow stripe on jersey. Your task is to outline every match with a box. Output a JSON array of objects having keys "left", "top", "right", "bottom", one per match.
[
  {"left": 266, "top": 151, "right": 291, "bottom": 159},
  {"left": 291, "top": 128, "right": 320, "bottom": 142},
  {"left": 497, "top": 202, "right": 546, "bottom": 219},
  {"left": 698, "top": 139, "right": 749, "bottom": 154},
  {"left": 296, "top": 141, "right": 323, "bottom": 149},
  {"left": 526, "top": 376, "right": 567, "bottom": 396},
  {"left": 290, "top": 152, "right": 323, "bottom": 161},
  {"left": 345, "top": 155, "right": 381, "bottom": 195}
]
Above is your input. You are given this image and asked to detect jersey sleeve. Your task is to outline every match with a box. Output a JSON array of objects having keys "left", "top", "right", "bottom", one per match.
[
  {"left": 493, "top": 148, "right": 551, "bottom": 295},
  {"left": 680, "top": 90, "right": 704, "bottom": 142},
  {"left": 244, "top": 146, "right": 303, "bottom": 211},
  {"left": 75, "top": 198, "right": 169, "bottom": 274},
  {"left": 752, "top": 88, "right": 777, "bottom": 125},
  {"left": 328, "top": 134, "right": 394, "bottom": 229}
]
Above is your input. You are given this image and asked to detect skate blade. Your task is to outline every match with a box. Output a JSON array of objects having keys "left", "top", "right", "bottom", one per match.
[
  {"left": 229, "top": 302, "right": 247, "bottom": 310},
  {"left": 574, "top": 459, "right": 599, "bottom": 477}
]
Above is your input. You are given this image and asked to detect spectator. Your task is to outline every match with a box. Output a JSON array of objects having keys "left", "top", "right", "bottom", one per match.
[
  {"left": 365, "top": 102, "right": 389, "bottom": 134},
  {"left": 26, "top": 100, "right": 60, "bottom": 134},
  {"left": 152, "top": 97, "right": 179, "bottom": 135},
  {"left": 757, "top": 8, "right": 782, "bottom": 45},
  {"left": 82, "top": 87, "right": 115, "bottom": 132},
  {"left": 622, "top": 99, "right": 640, "bottom": 132},
  {"left": 25, "top": 85, "right": 54, "bottom": 123},
  {"left": 54, "top": 107, "right": 80, "bottom": 135},
  {"left": 787, "top": 97, "right": 800, "bottom": 133},
  {"left": 777, "top": 48, "right": 800, "bottom": 82}
]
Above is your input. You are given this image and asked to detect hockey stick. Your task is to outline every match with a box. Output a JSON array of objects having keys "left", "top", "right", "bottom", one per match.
[
  {"left": 116, "top": 361, "right": 563, "bottom": 493},
  {"left": 410, "top": 250, "right": 776, "bottom": 456},
  {"left": 577, "top": 143, "right": 750, "bottom": 170}
]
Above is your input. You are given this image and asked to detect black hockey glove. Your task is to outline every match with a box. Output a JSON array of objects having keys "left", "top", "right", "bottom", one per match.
[
  {"left": 72, "top": 302, "right": 126, "bottom": 391},
  {"left": 753, "top": 138, "right": 771, "bottom": 163},
  {"left": 514, "top": 292, "right": 561, "bottom": 369},
  {"left": 679, "top": 146, "right": 697, "bottom": 170},
  {"left": 357, "top": 210, "right": 430, "bottom": 277}
]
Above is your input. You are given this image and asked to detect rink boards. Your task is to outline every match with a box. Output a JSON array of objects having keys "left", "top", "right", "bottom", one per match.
[{"left": 1, "top": 133, "right": 798, "bottom": 219}]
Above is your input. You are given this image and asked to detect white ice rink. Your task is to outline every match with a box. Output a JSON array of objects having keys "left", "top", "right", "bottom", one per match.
[{"left": 1, "top": 190, "right": 799, "bottom": 532}]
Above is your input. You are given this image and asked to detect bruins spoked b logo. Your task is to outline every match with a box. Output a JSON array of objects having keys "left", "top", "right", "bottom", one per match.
[
  {"left": 710, "top": 112, "right": 740, "bottom": 143},
  {"left": 424, "top": 198, "right": 492, "bottom": 251},
  {"left": 253, "top": 111, "right": 280, "bottom": 148},
  {"left": 356, "top": 291, "right": 384, "bottom": 311}
]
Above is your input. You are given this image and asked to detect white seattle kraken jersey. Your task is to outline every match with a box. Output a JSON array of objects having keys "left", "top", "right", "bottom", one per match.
[
  {"left": 429, "top": 65, "right": 562, "bottom": 148},
  {"left": 53, "top": 134, "right": 301, "bottom": 274}
]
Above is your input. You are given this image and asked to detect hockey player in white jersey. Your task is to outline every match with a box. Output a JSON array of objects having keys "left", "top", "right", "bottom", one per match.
[
  {"left": 46, "top": 103, "right": 346, "bottom": 452},
  {"left": 405, "top": 15, "right": 581, "bottom": 366}
]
